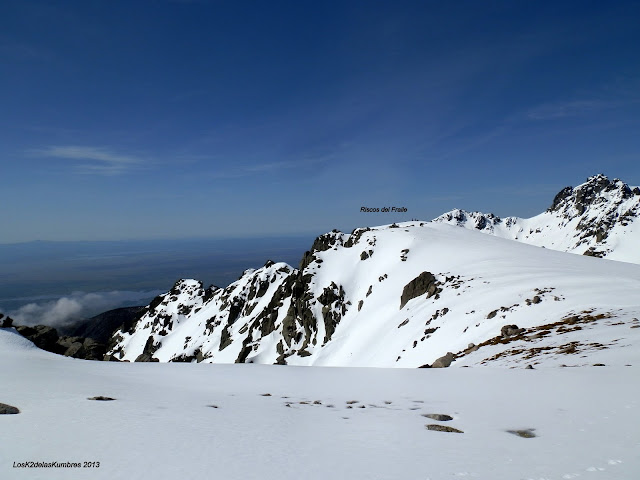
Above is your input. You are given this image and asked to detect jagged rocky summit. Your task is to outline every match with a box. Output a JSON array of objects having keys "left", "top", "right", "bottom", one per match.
[
  {"left": 433, "top": 174, "right": 640, "bottom": 262},
  {"left": 106, "top": 175, "right": 640, "bottom": 368}
]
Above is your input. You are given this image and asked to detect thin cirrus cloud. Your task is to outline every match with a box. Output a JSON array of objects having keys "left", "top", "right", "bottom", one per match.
[
  {"left": 207, "top": 154, "right": 333, "bottom": 179},
  {"left": 32, "top": 145, "right": 145, "bottom": 175},
  {"left": 526, "top": 99, "right": 623, "bottom": 120}
]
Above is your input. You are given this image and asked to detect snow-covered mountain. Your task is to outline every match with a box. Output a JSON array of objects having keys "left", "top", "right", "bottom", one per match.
[
  {"left": 433, "top": 174, "right": 640, "bottom": 263},
  {"left": 108, "top": 218, "right": 640, "bottom": 368}
]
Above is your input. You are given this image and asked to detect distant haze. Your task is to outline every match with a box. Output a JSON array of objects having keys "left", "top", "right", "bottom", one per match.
[{"left": 0, "top": 236, "right": 313, "bottom": 326}]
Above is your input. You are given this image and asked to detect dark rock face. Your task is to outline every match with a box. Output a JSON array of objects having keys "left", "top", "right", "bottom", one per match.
[
  {"left": 317, "top": 282, "right": 347, "bottom": 345},
  {"left": 583, "top": 247, "right": 606, "bottom": 258},
  {"left": 548, "top": 186, "right": 574, "bottom": 212},
  {"left": 400, "top": 272, "right": 440, "bottom": 309},
  {"left": 16, "top": 325, "right": 60, "bottom": 352},
  {"left": 81, "top": 338, "right": 107, "bottom": 360},
  {"left": 87, "top": 396, "right": 115, "bottom": 401},
  {"left": 277, "top": 272, "right": 318, "bottom": 363},
  {"left": 547, "top": 175, "right": 639, "bottom": 245},
  {"left": 0, "top": 403, "right": 20, "bottom": 414},
  {"left": 61, "top": 306, "right": 144, "bottom": 344},
  {"left": 548, "top": 174, "right": 616, "bottom": 214},
  {"left": 63, "top": 341, "right": 86, "bottom": 358},
  {"left": 0, "top": 315, "right": 13, "bottom": 328},
  {"left": 10, "top": 320, "right": 108, "bottom": 360},
  {"left": 134, "top": 353, "right": 159, "bottom": 362},
  {"left": 15, "top": 325, "right": 36, "bottom": 337},
  {"left": 344, "top": 227, "right": 371, "bottom": 248}
]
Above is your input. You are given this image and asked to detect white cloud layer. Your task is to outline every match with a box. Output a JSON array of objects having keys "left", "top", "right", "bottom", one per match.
[{"left": 5, "top": 290, "right": 162, "bottom": 327}]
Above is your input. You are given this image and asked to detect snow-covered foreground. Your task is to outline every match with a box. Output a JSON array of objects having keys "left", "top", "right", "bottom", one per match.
[{"left": 1, "top": 328, "right": 638, "bottom": 480}]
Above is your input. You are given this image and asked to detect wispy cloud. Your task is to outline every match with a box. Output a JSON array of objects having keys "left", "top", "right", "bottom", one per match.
[
  {"left": 526, "top": 100, "right": 623, "bottom": 120},
  {"left": 243, "top": 156, "right": 329, "bottom": 173},
  {"left": 4, "top": 290, "right": 162, "bottom": 327},
  {"left": 31, "top": 145, "right": 145, "bottom": 175},
  {"left": 208, "top": 154, "right": 333, "bottom": 179}
]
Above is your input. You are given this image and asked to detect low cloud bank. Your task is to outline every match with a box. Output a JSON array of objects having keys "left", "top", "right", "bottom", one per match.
[{"left": 3, "top": 290, "right": 163, "bottom": 327}]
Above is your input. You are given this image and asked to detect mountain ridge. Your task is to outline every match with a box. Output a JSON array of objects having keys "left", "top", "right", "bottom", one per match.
[
  {"left": 106, "top": 180, "right": 640, "bottom": 367},
  {"left": 433, "top": 174, "right": 640, "bottom": 262},
  {"left": 10, "top": 174, "right": 638, "bottom": 368}
]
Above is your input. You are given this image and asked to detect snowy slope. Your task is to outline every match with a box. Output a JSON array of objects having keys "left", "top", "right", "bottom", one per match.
[
  {"left": 108, "top": 222, "right": 640, "bottom": 368},
  {"left": 433, "top": 174, "right": 640, "bottom": 263},
  {"left": 2, "top": 327, "right": 639, "bottom": 480}
]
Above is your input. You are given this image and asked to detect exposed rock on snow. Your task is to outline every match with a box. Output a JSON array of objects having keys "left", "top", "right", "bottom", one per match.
[
  {"left": 423, "top": 413, "right": 453, "bottom": 421},
  {"left": 431, "top": 352, "right": 456, "bottom": 368},
  {"left": 426, "top": 424, "right": 463, "bottom": 433},
  {"left": 501, "top": 325, "right": 525, "bottom": 338},
  {"left": 10, "top": 323, "right": 107, "bottom": 360},
  {"left": 399, "top": 271, "right": 441, "bottom": 309},
  {"left": 0, "top": 402, "right": 20, "bottom": 414},
  {"left": 507, "top": 429, "right": 536, "bottom": 438}
]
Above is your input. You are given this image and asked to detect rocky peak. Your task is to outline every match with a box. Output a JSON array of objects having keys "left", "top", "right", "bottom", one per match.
[
  {"left": 432, "top": 174, "right": 640, "bottom": 262},
  {"left": 548, "top": 174, "right": 639, "bottom": 217},
  {"left": 433, "top": 209, "right": 505, "bottom": 233}
]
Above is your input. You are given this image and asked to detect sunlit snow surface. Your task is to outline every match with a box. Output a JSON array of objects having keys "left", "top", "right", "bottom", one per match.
[
  {"left": 1, "top": 328, "right": 638, "bottom": 479},
  {"left": 110, "top": 222, "right": 640, "bottom": 368}
]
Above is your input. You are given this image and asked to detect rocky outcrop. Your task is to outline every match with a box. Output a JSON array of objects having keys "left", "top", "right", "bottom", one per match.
[
  {"left": 317, "top": 282, "right": 347, "bottom": 345},
  {"left": 400, "top": 272, "right": 441, "bottom": 309},
  {"left": 0, "top": 314, "right": 13, "bottom": 328},
  {"left": 0, "top": 403, "right": 20, "bottom": 414},
  {"left": 501, "top": 325, "right": 525, "bottom": 338},
  {"left": 431, "top": 352, "right": 455, "bottom": 368},
  {"left": 9, "top": 322, "right": 107, "bottom": 360},
  {"left": 15, "top": 325, "right": 59, "bottom": 352}
]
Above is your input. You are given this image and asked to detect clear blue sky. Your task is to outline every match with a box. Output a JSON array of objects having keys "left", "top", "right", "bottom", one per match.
[{"left": 2, "top": 0, "right": 639, "bottom": 243}]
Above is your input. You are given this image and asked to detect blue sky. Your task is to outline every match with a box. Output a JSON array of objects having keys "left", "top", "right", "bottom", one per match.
[{"left": 2, "top": 0, "right": 639, "bottom": 243}]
